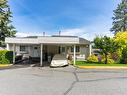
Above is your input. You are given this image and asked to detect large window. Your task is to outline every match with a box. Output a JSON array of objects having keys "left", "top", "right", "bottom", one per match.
[
  {"left": 71, "top": 46, "right": 80, "bottom": 52},
  {"left": 71, "top": 47, "right": 74, "bottom": 52},
  {"left": 61, "top": 47, "right": 65, "bottom": 52},
  {"left": 76, "top": 46, "right": 80, "bottom": 52},
  {"left": 20, "top": 46, "right": 26, "bottom": 52}
]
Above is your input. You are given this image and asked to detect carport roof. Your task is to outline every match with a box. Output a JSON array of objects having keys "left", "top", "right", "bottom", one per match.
[{"left": 5, "top": 36, "right": 90, "bottom": 45}]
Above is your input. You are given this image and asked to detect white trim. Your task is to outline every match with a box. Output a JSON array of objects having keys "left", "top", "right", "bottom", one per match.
[
  {"left": 13, "top": 44, "right": 15, "bottom": 64},
  {"left": 89, "top": 44, "right": 92, "bottom": 56},
  {"left": 6, "top": 43, "right": 9, "bottom": 50},
  {"left": 73, "top": 45, "right": 76, "bottom": 65},
  {"left": 40, "top": 44, "right": 43, "bottom": 66},
  {"left": 5, "top": 36, "right": 90, "bottom": 44}
]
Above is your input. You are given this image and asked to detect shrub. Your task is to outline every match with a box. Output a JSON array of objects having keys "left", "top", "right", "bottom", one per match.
[
  {"left": 87, "top": 54, "right": 98, "bottom": 63},
  {"left": 0, "top": 50, "right": 13, "bottom": 64},
  {"left": 100, "top": 54, "right": 116, "bottom": 64},
  {"left": 102, "top": 58, "right": 115, "bottom": 64},
  {"left": 120, "top": 47, "right": 127, "bottom": 64}
]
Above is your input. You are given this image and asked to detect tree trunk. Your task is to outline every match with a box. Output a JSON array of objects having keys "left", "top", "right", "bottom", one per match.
[{"left": 105, "top": 54, "right": 107, "bottom": 64}]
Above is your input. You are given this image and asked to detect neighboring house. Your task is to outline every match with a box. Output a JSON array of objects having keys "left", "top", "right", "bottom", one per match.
[
  {"left": 92, "top": 49, "right": 101, "bottom": 56},
  {"left": 5, "top": 35, "right": 91, "bottom": 66}
]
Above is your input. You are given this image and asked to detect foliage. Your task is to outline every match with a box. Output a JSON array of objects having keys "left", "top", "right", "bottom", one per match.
[
  {"left": 0, "top": 50, "right": 13, "bottom": 64},
  {"left": 94, "top": 36, "right": 120, "bottom": 64},
  {"left": 114, "top": 31, "right": 127, "bottom": 62},
  {"left": 100, "top": 54, "right": 115, "bottom": 64},
  {"left": 120, "top": 47, "right": 127, "bottom": 64},
  {"left": 110, "top": 0, "right": 127, "bottom": 34},
  {"left": 114, "top": 31, "right": 127, "bottom": 48},
  {"left": 87, "top": 54, "right": 98, "bottom": 63},
  {"left": 102, "top": 58, "right": 115, "bottom": 64},
  {"left": 0, "top": 0, "right": 16, "bottom": 46}
]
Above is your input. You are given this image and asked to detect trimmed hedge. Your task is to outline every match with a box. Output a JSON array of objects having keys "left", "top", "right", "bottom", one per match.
[{"left": 0, "top": 50, "right": 13, "bottom": 64}]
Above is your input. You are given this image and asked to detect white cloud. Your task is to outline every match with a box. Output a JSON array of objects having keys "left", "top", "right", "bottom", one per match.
[
  {"left": 15, "top": 14, "right": 114, "bottom": 41},
  {"left": 16, "top": 32, "right": 28, "bottom": 37},
  {"left": 16, "top": 32, "right": 43, "bottom": 37},
  {"left": 60, "top": 15, "right": 114, "bottom": 41},
  {"left": 60, "top": 28, "right": 86, "bottom": 36}
]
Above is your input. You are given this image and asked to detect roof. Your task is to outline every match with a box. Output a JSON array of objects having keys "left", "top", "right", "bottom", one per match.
[{"left": 5, "top": 36, "right": 90, "bottom": 45}]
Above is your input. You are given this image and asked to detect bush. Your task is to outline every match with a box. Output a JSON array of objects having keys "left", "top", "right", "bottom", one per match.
[
  {"left": 120, "top": 47, "right": 127, "bottom": 64},
  {"left": 87, "top": 54, "right": 98, "bottom": 63},
  {"left": 0, "top": 50, "right": 13, "bottom": 64},
  {"left": 102, "top": 58, "right": 115, "bottom": 64}
]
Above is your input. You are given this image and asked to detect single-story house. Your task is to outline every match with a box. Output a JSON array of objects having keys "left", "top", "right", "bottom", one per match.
[{"left": 5, "top": 35, "right": 91, "bottom": 66}]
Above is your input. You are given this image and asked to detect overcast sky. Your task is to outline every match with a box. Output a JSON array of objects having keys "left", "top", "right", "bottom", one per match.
[{"left": 9, "top": 0, "right": 120, "bottom": 41}]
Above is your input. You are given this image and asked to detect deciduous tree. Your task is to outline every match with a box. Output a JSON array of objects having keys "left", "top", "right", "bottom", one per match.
[{"left": 94, "top": 36, "right": 120, "bottom": 64}]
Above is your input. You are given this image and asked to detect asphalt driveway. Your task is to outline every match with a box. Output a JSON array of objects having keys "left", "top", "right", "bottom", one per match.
[{"left": 0, "top": 66, "right": 127, "bottom": 95}]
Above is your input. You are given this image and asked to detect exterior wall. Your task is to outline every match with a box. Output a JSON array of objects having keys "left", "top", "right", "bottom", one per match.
[
  {"left": 47, "top": 45, "right": 59, "bottom": 55},
  {"left": 7, "top": 44, "right": 41, "bottom": 57},
  {"left": 7, "top": 44, "right": 13, "bottom": 51},
  {"left": 7, "top": 43, "right": 91, "bottom": 60},
  {"left": 59, "top": 45, "right": 90, "bottom": 59},
  {"left": 80, "top": 45, "right": 89, "bottom": 59}
]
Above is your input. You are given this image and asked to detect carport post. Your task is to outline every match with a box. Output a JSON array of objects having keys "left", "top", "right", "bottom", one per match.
[
  {"left": 89, "top": 44, "right": 92, "bottom": 56},
  {"left": 40, "top": 44, "right": 43, "bottom": 66},
  {"left": 6, "top": 43, "right": 9, "bottom": 50},
  {"left": 73, "top": 45, "right": 76, "bottom": 65},
  {"left": 13, "top": 44, "right": 16, "bottom": 64}
]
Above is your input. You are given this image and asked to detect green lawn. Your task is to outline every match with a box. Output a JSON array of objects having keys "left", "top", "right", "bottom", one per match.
[{"left": 75, "top": 61, "right": 127, "bottom": 66}]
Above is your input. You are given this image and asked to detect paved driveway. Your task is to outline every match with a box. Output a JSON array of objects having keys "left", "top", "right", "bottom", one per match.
[{"left": 0, "top": 66, "right": 127, "bottom": 95}]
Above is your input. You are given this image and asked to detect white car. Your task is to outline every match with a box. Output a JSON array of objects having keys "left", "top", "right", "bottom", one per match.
[{"left": 50, "top": 54, "right": 69, "bottom": 67}]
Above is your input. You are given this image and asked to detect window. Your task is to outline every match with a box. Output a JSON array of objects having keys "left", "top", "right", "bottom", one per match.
[
  {"left": 61, "top": 47, "right": 65, "bottom": 52},
  {"left": 71, "top": 46, "right": 80, "bottom": 52},
  {"left": 71, "top": 47, "right": 74, "bottom": 52},
  {"left": 20, "top": 46, "right": 26, "bottom": 52},
  {"left": 76, "top": 46, "right": 80, "bottom": 52}
]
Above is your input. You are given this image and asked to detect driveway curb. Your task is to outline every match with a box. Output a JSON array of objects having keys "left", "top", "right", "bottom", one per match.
[
  {"left": 77, "top": 66, "right": 127, "bottom": 69},
  {"left": 0, "top": 64, "right": 13, "bottom": 67}
]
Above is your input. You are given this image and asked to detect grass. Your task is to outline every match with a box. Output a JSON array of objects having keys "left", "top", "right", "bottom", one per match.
[{"left": 75, "top": 61, "right": 127, "bottom": 66}]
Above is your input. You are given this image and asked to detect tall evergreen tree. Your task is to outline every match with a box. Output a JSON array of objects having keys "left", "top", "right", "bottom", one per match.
[
  {"left": 111, "top": 0, "right": 127, "bottom": 34},
  {"left": 0, "top": 0, "right": 16, "bottom": 46}
]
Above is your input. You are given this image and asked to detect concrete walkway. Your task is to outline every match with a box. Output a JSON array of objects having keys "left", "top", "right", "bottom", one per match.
[{"left": 0, "top": 66, "right": 127, "bottom": 95}]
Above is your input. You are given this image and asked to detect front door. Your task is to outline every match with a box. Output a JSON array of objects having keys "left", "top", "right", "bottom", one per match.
[{"left": 33, "top": 46, "right": 40, "bottom": 57}]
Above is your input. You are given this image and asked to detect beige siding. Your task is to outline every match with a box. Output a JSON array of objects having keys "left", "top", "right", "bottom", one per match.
[
  {"left": 47, "top": 45, "right": 59, "bottom": 55},
  {"left": 80, "top": 45, "right": 89, "bottom": 59}
]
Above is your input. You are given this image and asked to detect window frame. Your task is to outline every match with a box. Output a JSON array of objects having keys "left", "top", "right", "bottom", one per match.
[
  {"left": 61, "top": 47, "right": 65, "bottom": 53},
  {"left": 71, "top": 46, "right": 80, "bottom": 52},
  {"left": 20, "top": 46, "right": 26, "bottom": 52}
]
